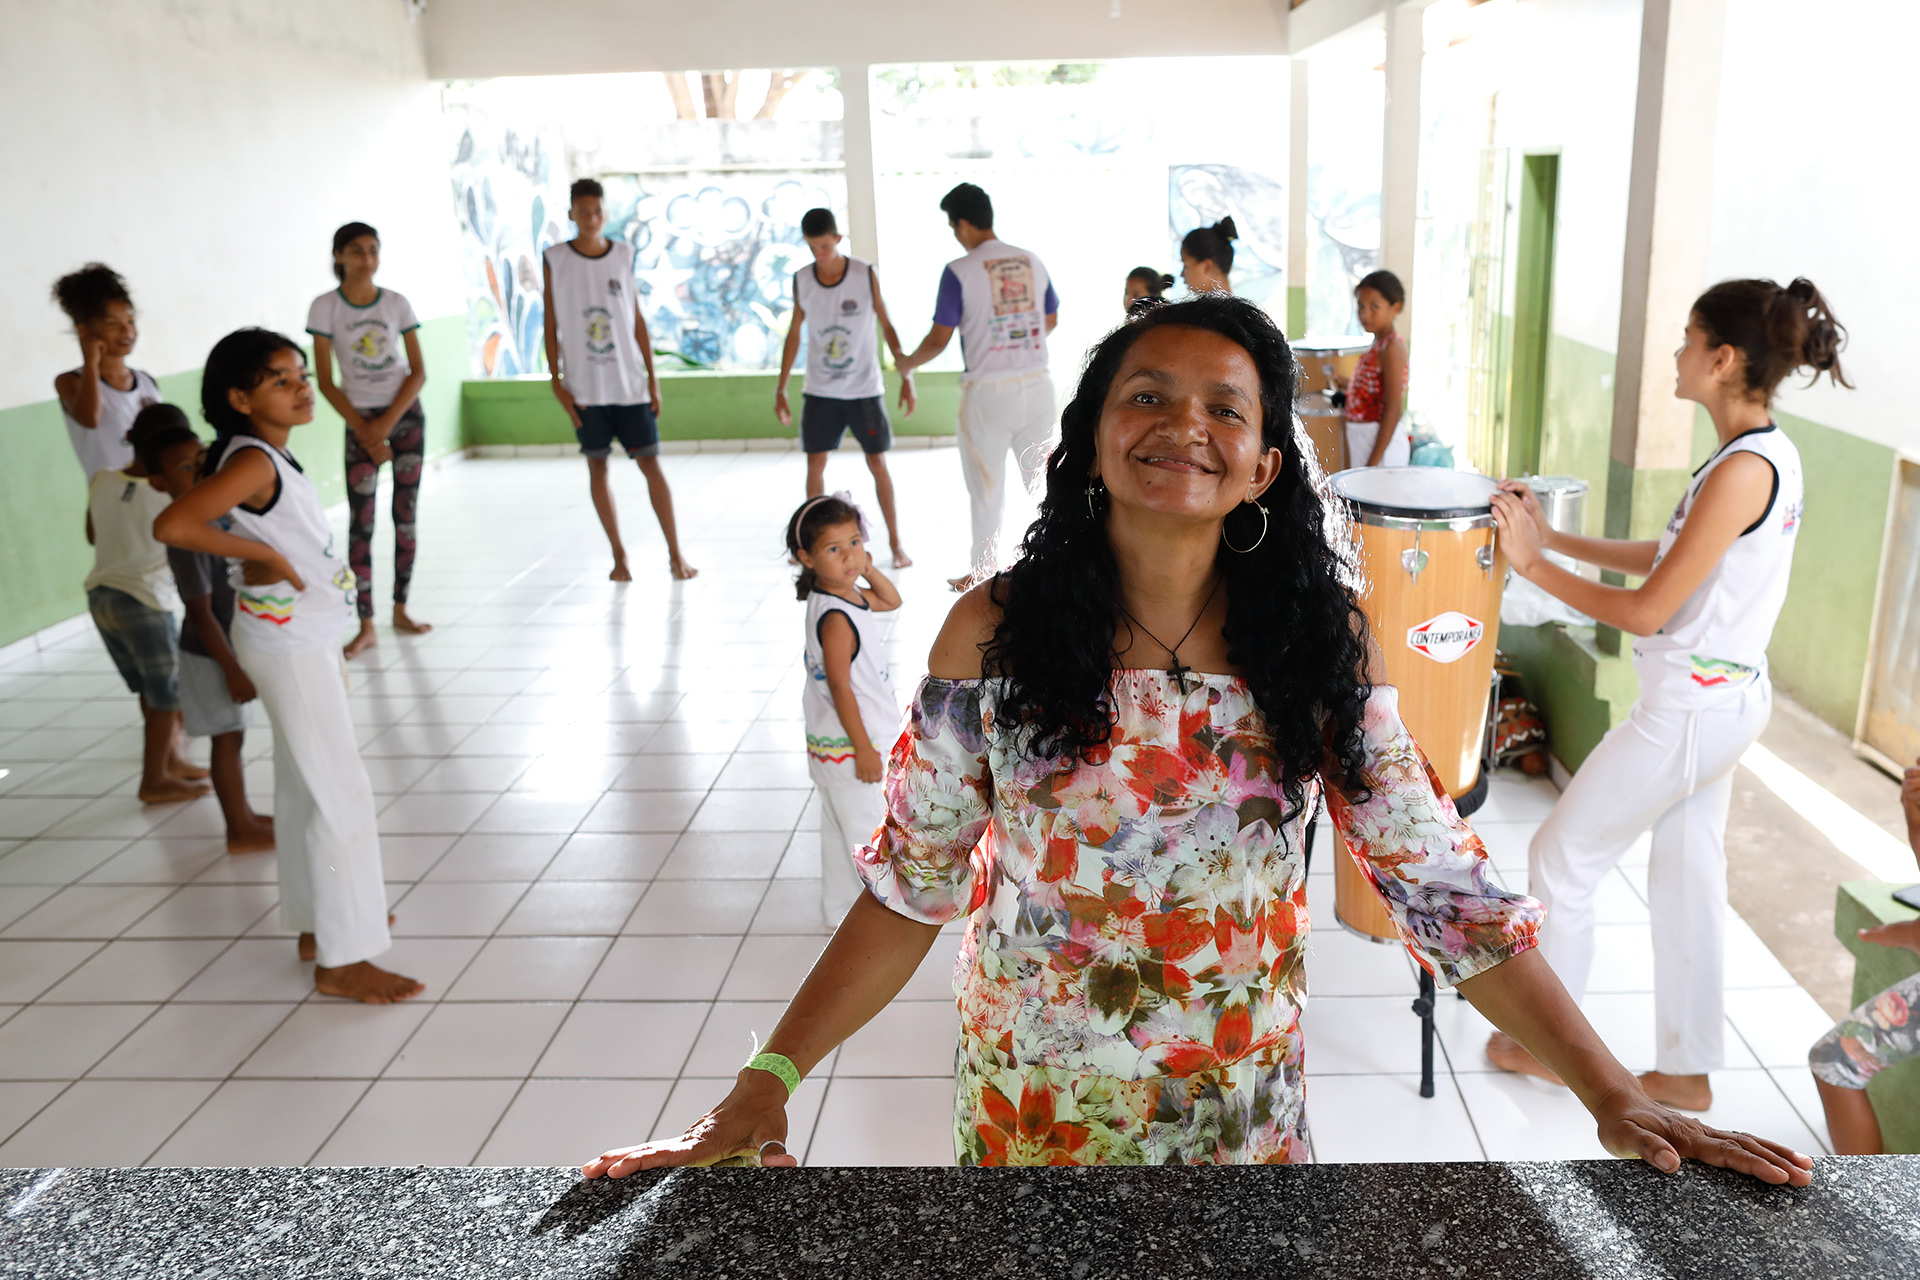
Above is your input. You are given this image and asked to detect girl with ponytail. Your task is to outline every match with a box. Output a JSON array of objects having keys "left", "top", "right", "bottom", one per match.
[
  {"left": 1179, "top": 217, "right": 1237, "bottom": 294},
  {"left": 1486, "top": 278, "right": 1849, "bottom": 1111},
  {"left": 1123, "top": 265, "right": 1175, "bottom": 316}
]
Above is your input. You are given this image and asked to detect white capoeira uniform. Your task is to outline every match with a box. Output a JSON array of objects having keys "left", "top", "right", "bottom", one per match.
[
  {"left": 219, "top": 435, "right": 392, "bottom": 968},
  {"left": 1530, "top": 425, "right": 1803, "bottom": 1075},
  {"left": 802, "top": 588, "right": 901, "bottom": 927},
  {"left": 934, "top": 238, "right": 1059, "bottom": 572}
]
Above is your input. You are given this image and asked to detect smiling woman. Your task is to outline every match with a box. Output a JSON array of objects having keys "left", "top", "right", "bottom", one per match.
[{"left": 583, "top": 296, "right": 1814, "bottom": 1182}]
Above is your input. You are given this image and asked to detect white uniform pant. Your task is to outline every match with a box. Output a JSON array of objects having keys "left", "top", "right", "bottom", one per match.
[
  {"left": 957, "top": 369, "right": 1056, "bottom": 572},
  {"left": 235, "top": 637, "right": 392, "bottom": 968},
  {"left": 1345, "top": 420, "right": 1411, "bottom": 468},
  {"left": 1529, "top": 682, "right": 1770, "bottom": 1075},
  {"left": 814, "top": 768, "right": 887, "bottom": 929}
]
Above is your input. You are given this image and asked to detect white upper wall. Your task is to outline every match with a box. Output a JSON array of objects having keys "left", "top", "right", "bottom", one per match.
[
  {"left": 2, "top": 0, "right": 464, "bottom": 411},
  {"left": 422, "top": 0, "right": 1289, "bottom": 78},
  {"left": 1711, "top": 0, "right": 1918, "bottom": 452}
]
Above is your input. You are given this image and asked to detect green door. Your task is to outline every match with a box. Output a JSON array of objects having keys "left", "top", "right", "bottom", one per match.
[{"left": 1506, "top": 153, "right": 1559, "bottom": 478}]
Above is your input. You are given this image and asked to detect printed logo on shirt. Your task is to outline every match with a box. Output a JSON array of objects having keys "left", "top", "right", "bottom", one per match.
[
  {"left": 1781, "top": 499, "right": 1801, "bottom": 534},
  {"left": 820, "top": 325, "right": 855, "bottom": 373},
  {"left": 1405, "top": 611, "right": 1484, "bottom": 664},
  {"left": 984, "top": 256, "right": 1037, "bottom": 317},
  {"left": 584, "top": 307, "right": 614, "bottom": 355},
  {"left": 841, "top": 298, "right": 860, "bottom": 314},
  {"left": 346, "top": 319, "right": 396, "bottom": 373}
]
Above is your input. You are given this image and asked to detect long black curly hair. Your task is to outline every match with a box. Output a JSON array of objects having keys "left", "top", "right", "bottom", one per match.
[{"left": 983, "top": 294, "right": 1371, "bottom": 819}]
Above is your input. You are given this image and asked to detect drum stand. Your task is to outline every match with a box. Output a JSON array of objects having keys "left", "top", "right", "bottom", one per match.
[{"left": 1306, "top": 677, "right": 1499, "bottom": 1100}]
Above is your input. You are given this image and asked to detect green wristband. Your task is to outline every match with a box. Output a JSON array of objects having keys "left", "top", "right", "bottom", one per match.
[{"left": 744, "top": 1051, "right": 800, "bottom": 1096}]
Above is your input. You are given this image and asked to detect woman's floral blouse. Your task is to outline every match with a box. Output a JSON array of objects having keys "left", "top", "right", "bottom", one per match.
[{"left": 856, "top": 671, "right": 1542, "bottom": 1163}]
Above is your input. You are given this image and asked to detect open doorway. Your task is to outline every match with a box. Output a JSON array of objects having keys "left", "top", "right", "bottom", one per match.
[{"left": 1505, "top": 150, "right": 1559, "bottom": 477}]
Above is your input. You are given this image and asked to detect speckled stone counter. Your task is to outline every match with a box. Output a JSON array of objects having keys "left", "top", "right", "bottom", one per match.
[{"left": 2, "top": 1159, "right": 1917, "bottom": 1279}]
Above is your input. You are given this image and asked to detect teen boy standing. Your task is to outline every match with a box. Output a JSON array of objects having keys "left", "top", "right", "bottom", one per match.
[
  {"left": 542, "top": 178, "right": 697, "bottom": 582},
  {"left": 774, "top": 207, "right": 915, "bottom": 568},
  {"left": 894, "top": 183, "right": 1059, "bottom": 590}
]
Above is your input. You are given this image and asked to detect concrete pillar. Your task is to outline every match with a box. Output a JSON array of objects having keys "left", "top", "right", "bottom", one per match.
[
  {"left": 840, "top": 64, "right": 880, "bottom": 262},
  {"left": 1287, "top": 56, "right": 1310, "bottom": 337},
  {"left": 1599, "top": 0, "right": 1726, "bottom": 648},
  {"left": 1379, "top": 1, "right": 1423, "bottom": 333}
]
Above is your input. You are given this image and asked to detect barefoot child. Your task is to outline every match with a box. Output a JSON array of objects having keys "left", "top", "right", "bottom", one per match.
[
  {"left": 774, "top": 207, "right": 915, "bottom": 568},
  {"left": 52, "top": 263, "right": 162, "bottom": 484},
  {"left": 84, "top": 411, "right": 209, "bottom": 805},
  {"left": 141, "top": 409, "right": 276, "bottom": 854},
  {"left": 308, "top": 221, "right": 433, "bottom": 659},
  {"left": 154, "top": 328, "right": 420, "bottom": 1004},
  {"left": 785, "top": 494, "right": 902, "bottom": 926},
  {"left": 542, "top": 178, "right": 697, "bottom": 582}
]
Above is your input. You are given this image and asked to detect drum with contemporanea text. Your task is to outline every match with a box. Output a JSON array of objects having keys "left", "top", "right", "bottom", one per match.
[{"left": 1326, "top": 467, "right": 1506, "bottom": 943}]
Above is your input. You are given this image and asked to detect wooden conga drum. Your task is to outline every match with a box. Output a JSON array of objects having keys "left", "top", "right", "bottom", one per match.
[
  {"left": 1327, "top": 467, "right": 1507, "bottom": 943},
  {"left": 1292, "top": 334, "right": 1371, "bottom": 398},
  {"left": 1295, "top": 395, "right": 1349, "bottom": 478}
]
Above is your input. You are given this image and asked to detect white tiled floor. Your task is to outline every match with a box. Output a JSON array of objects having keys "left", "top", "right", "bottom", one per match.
[{"left": 0, "top": 449, "right": 1835, "bottom": 1168}]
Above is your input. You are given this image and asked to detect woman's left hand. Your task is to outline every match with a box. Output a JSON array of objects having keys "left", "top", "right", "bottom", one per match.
[
  {"left": 1491, "top": 491, "right": 1547, "bottom": 575},
  {"left": 1592, "top": 1085, "right": 1813, "bottom": 1185},
  {"left": 1860, "top": 919, "right": 1920, "bottom": 955}
]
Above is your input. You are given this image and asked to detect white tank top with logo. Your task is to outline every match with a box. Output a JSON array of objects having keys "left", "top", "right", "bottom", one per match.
[
  {"left": 795, "top": 258, "right": 883, "bottom": 400},
  {"left": 62, "top": 368, "right": 162, "bottom": 481},
  {"left": 802, "top": 590, "right": 900, "bottom": 775},
  {"left": 544, "top": 240, "right": 649, "bottom": 407},
  {"left": 217, "top": 436, "right": 356, "bottom": 653},
  {"left": 1632, "top": 426, "right": 1803, "bottom": 708}
]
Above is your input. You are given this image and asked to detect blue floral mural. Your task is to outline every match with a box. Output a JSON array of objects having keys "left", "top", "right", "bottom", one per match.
[{"left": 448, "top": 110, "right": 570, "bottom": 378}]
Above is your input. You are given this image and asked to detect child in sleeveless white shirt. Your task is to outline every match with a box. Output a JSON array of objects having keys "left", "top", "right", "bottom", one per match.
[
  {"left": 784, "top": 494, "right": 903, "bottom": 926},
  {"left": 1484, "top": 276, "right": 1850, "bottom": 1110},
  {"left": 51, "top": 263, "right": 162, "bottom": 484},
  {"left": 155, "top": 327, "right": 421, "bottom": 1007}
]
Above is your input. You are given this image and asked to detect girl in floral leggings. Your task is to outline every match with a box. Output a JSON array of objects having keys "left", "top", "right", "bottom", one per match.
[
  {"left": 307, "top": 221, "right": 433, "bottom": 659},
  {"left": 1810, "top": 758, "right": 1920, "bottom": 1154}
]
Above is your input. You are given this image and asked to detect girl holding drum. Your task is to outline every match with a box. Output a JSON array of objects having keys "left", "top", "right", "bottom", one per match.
[
  {"left": 1335, "top": 269, "right": 1410, "bottom": 467},
  {"left": 582, "top": 295, "right": 1809, "bottom": 1185},
  {"left": 1486, "top": 278, "right": 1848, "bottom": 1111}
]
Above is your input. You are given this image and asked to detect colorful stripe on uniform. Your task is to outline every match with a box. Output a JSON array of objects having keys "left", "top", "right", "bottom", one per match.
[
  {"left": 236, "top": 592, "right": 296, "bottom": 627},
  {"left": 807, "top": 733, "right": 856, "bottom": 765},
  {"left": 1688, "top": 654, "right": 1758, "bottom": 689}
]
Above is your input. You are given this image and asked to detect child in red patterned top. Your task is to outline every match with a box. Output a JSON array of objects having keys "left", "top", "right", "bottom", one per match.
[{"left": 1335, "top": 270, "right": 1409, "bottom": 467}]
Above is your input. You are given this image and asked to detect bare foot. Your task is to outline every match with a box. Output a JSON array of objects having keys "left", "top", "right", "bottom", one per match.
[
  {"left": 314, "top": 960, "right": 424, "bottom": 1004},
  {"left": 139, "top": 776, "right": 212, "bottom": 805},
  {"left": 670, "top": 555, "right": 699, "bottom": 581},
  {"left": 343, "top": 621, "right": 379, "bottom": 660},
  {"left": 609, "top": 559, "right": 633, "bottom": 583},
  {"left": 392, "top": 605, "right": 433, "bottom": 635},
  {"left": 226, "top": 817, "right": 275, "bottom": 855},
  {"left": 299, "top": 912, "right": 395, "bottom": 961},
  {"left": 166, "top": 750, "right": 210, "bottom": 781},
  {"left": 1486, "top": 1031, "right": 1567, "bottom": 1086},
  {"left": 891, "top": 545, "right": 914, "bottom": 569},
  {"left": 1639, "top": 1070, "right": 1712, "bottom": 1111}
]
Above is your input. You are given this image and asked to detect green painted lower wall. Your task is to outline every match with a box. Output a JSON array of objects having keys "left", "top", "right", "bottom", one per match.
[
  {"left": 1506, "top": 330, "right": 1896, "bottom": 768},
  {"left": 461, "top": 370, "right": 962, "bottom": 448},
  {"left": 0, "top": 315, "right": 467, "bottom": 652},
  {"left": 1286, "top": 286, "right": 1307, "bottom": 339}
]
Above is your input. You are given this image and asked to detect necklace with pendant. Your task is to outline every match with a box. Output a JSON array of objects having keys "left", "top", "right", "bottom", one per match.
[{"left": 1116, "top": 576, "right": 1221, "bottom": 693}]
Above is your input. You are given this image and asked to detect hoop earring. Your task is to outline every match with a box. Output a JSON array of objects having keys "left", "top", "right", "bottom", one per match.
[
  {"left": 1085, "top": 479, "right": 1106, "bottom": 521},
  {"left": 1222, "top": 500, "right": 1268, "bottom": 554}
]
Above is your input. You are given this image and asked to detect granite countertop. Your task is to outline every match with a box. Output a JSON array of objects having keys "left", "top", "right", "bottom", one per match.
[{"left": 2, "top": 1159, "right": 1917, "bottom": 1279}]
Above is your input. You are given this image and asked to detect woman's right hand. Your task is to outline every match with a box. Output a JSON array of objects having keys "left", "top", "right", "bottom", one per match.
[
  {"left": 1497, "top": 480, "right": 1551, "bottom": 541},
  {"left": 583, "top": 1071, "right": 796, "bottom": 1178}
]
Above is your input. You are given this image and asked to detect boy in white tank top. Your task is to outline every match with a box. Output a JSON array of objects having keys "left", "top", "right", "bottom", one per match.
[
  {"left": 542, "top": 178, "right": 697, "bottom": 583},
  {"left": 1482, "top": 276, "right": 1849, "bottom": 1112},
  {"left": 774, "top": 207, "right": 916, "bottom": 569}
]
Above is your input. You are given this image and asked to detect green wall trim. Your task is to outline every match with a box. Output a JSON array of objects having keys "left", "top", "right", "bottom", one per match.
[
  {"left": 1535, "top": 334, "right": 1616, "bottom": 535},
  {"left": 1836, "top": 880, "right": 1920, "bottom": 1152},
  {"left": 461, "top": 370, "right": 963, "bottom": 447},
  {"left": 1501, "top": 621, "right": 1637, "bottom": 770},
  {"left": 1286, "top": 286, "right": 1307, "bottom": 339},
  {"left": 1507, "top": 155, "right": 1560, "bottom": 478},
  {"left": 0, "top": 314, "right": 467, "bottom": 652}
]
